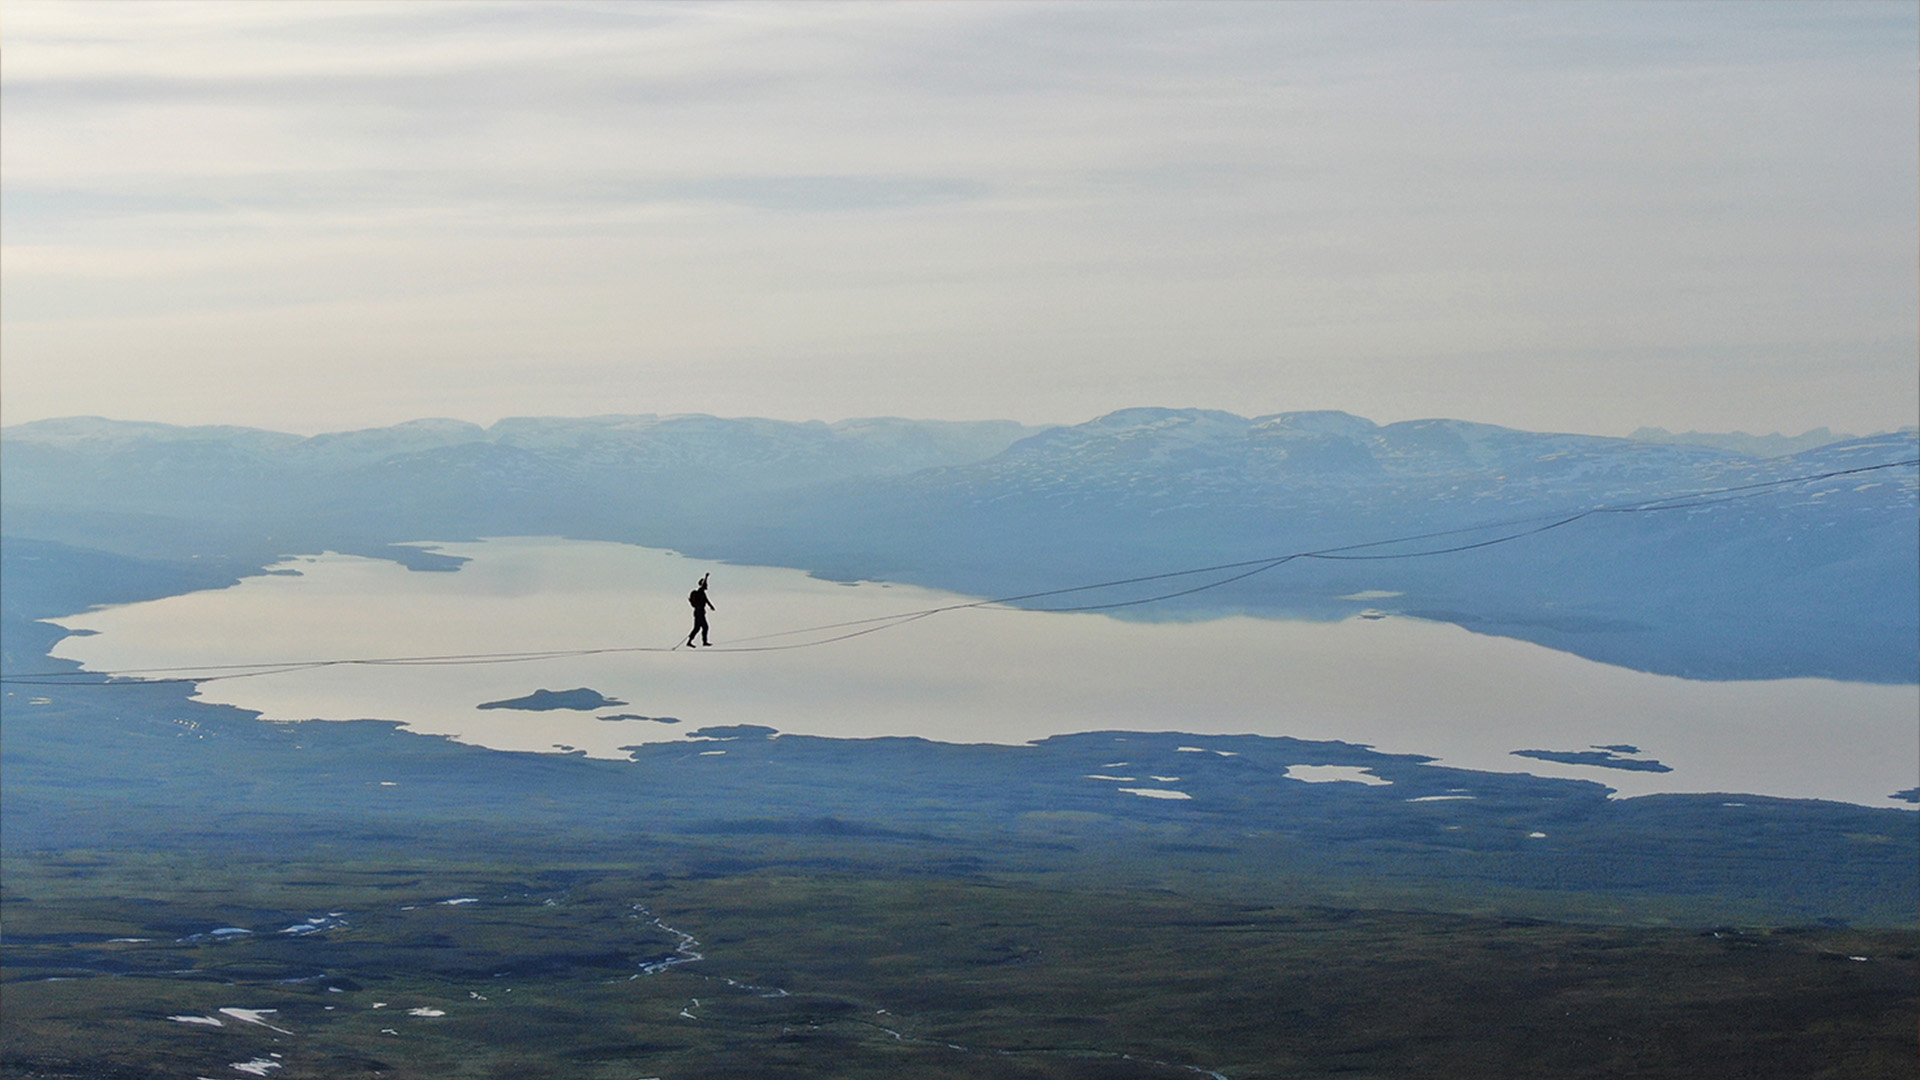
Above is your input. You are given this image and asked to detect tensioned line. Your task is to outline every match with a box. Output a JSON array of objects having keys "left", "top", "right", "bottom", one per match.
[{"left": 3, "top": 457, "right": 1912, "bottom": 685}]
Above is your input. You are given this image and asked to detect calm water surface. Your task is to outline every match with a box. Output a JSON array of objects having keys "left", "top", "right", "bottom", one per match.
[{"left": 50, "top": 537, "right": 1919, "bottom": 807}]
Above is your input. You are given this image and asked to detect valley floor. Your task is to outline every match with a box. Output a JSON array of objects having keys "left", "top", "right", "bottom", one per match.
[{"left": 4, "top": 850, "right": 1916, "bottom": 1080}]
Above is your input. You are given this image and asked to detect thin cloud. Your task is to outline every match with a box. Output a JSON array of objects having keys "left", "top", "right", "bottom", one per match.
[{"left": 2, "top": 2, "right": 1913, "bottom": 435}]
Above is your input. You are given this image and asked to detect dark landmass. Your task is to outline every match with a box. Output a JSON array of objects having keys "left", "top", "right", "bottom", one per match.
[
  {"left": 598, "top": 713, "right": 679, "bottom": 724},
  {"left": 1595, "top": 743, "right": 1642, "bottom": 754},
  {"left": 1892, "top": 788, "right": 1920, "bottom": 804},
  {"left": 690, "top": 724, "right": 780, "bottom": 741},
  {"left": 1514, "top": 748, "right": 1675, "bottom": 773},
  {"left": 477, "top": 687, "right": 627, "bottom": 712}
]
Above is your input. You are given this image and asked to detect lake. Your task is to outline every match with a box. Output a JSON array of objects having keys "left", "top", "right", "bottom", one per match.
[{"left": 49, "top": 536, "right": 1919, "bottom": 808}]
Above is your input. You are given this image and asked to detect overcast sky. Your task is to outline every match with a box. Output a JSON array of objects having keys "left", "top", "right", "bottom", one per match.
[{"left": 3, "top": 1, "right": 1914, "bottom": 436}]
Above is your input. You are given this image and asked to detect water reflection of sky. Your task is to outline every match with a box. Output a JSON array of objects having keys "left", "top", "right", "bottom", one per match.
[{"left": 51, "top": 537, "right": 1919, "bottom": 808}]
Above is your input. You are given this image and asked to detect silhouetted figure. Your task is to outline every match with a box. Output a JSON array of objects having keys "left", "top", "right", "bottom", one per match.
[{"left": 687, "top": 574, "right": 715, "bottom": 647}]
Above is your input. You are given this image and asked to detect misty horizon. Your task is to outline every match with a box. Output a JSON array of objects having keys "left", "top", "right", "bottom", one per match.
[{"left": 5, "top": 406, "right": 1912, "bottom": 448}]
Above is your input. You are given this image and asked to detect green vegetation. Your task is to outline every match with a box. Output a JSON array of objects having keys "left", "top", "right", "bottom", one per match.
[{"left": 6, "top": 852, "right": 1915, "bottom": 1080}]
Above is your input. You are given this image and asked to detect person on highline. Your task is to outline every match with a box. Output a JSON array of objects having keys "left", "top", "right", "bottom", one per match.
[{"left": 687, "top": 574, "right": 715, "bottom": 647}]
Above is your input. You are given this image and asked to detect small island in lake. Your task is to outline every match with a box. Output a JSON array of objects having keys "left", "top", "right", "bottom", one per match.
[
  {"left": 598, "top": 713, "right": 680, "bottom": 724},
  {"left": 690, "top": 724, "right": 780, "bottom": 741},
  {"left": 1512, "top": 746, "right": 1673, "bottom": 773},
  {"left": 477, "top": 688, "right": 628, "bottom": 712}
]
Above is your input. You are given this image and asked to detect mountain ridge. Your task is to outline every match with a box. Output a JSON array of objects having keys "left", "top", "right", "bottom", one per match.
[{"left": 4, "top": 409, "right": 1913, "bottom": 682}]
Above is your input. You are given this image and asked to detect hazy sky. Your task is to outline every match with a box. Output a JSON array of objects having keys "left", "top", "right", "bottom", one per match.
[{"left": 3, "top": 1, "right": 1915, "bottom": 436}]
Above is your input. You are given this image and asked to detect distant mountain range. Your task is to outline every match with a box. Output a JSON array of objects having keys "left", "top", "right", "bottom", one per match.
[
  {"left": 3, "top": 409, "right": 1914, "bottom": 682},
  {"left": 1626, "top": 425, "right": 1910, "bottom": 458}
]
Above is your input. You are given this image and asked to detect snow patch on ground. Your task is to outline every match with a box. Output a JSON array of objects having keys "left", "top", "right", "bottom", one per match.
[
  {"left": 1283, "top": 765, "right": 1390, "bottom": 786},
  {"left": 218, "top": 1008, "right": 292, "bottom": 1034}
]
